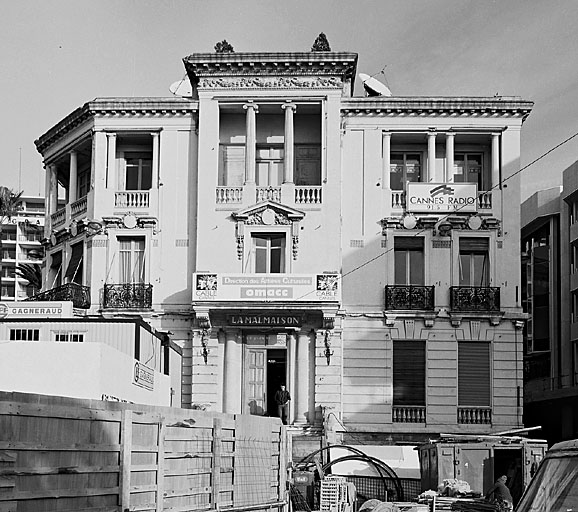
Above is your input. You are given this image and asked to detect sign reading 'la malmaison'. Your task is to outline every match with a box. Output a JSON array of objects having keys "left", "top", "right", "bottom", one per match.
[{"left": 228, "top": 314, "right": 303, "bottom": 327}]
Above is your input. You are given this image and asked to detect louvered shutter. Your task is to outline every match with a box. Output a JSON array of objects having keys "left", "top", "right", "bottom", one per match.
[
  {"left": 458, "top": 342, "right": 491, "bottom": 406},
  {"left": 393, "top": 341, "right": 426, "bottom": 405}
]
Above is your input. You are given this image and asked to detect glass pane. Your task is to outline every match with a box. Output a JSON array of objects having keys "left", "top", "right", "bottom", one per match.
[
  {"left": 256, "top": 162, "right": 269, "bottom": 186},
  {"left": 270, "top": 161, "right": 283, "bottom": 186},
  {"left": 270, "top": 148, "right": 284, "bottom": 159},
  {"left": 406, "top": 164, "right": 421, "bottom": 183},
  {"left": 394, "top": 251, "right": 407, "bottom": 284},
  {"left": 254, "top": 236, "right": 267, "bottom": 248},
  {"left": 390, "top": 165, "right": 404, "bottom": 190},
  {"left": 409, "top": 250, "right": 425, "bottom": 285},
  {"left": 255, "top": 246, "right": 267, "bottom": 273},
  {"left": 125, "top": 163, "right": 139, "bottom": 190},
  {"left": 270, "top": 246, "right": 282, "bottom": 273},
  {"left": 472, "top": 253, "right": 488, "bottom": 286},
  {"left": 459, "top": 254, "right": 471, "bottom": 286},
  {"left": 140, "top": 160, "right": 152, "bottom": 189}
]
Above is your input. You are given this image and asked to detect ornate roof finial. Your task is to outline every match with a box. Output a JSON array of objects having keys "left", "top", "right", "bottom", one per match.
[
  {"left": 214, "top": 40, "right": 234, "bottom": 53},
  {"left": 311, "top": 32, "right": 331, "bottom": 52}
]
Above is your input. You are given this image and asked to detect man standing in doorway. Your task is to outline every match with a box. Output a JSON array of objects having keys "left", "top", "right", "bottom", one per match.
[{"left": 274, "top": 384, "right": 291, "bottom": 425}]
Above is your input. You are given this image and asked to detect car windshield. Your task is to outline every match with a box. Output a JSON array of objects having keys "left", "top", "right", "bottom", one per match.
[{"left": 516, "top": 455, "right": 578, "bottom": 511}]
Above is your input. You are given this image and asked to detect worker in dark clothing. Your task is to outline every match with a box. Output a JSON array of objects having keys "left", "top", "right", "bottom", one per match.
[
  {"left": 274, "top": 384, "right": 291, "bottom": 425},
  {"left": 486, "top": 475, "right": 513, "bottom": 512}
]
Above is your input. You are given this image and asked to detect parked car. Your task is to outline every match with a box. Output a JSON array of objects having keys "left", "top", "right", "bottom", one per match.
[{"left": 516, "top": 439, "right": 578, "bottom": 511}]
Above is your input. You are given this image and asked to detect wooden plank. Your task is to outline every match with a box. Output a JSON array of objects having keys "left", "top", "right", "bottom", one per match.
[
  {"left": 120, "top": 409, "right": 133, "bottom": 510},
  {"left": 211, "top": 417, "right": 222, "bottom": 509},
  {"left": 156, "top": 419, "right": 166, "bottom": 512},
  {"left": 0, "top": 401, "right": 123, "bottom": 422},
  {"left": 0, "top": 502, "right": 17, "bottom": 512},
  {"left": 0, "top": 464, "right": 120, "bottom": 476},
  {"left": 278, "top": 425, "right": 287, "bottom": 502},
  {"left": 1, "top": 486, "right": 120, "bottom": 499},
  {"left": 0, "top": 441, "right": 121, "bottom": 451}
]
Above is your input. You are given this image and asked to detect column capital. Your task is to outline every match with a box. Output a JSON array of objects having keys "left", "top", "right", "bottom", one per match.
[
  {"left": 382, "top": 130, "right": 392, "bottom": 138},
  {"left": 281, "top": 102, "right": 297, "bottom": 112},
  {"left": 243, "top": 102, "right": 259, "bottom": 113}
]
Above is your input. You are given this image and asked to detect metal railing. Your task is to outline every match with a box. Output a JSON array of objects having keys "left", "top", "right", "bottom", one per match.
[
  {"left": 103, "top": 283, "right": 153, "bottom": 309},
  {"left": 385, "top": 285, "right": 435, "bottom": 310},
  {"left": 295, "top": 186, "right": 322, "bottom": 205},
  {"left": 115, "top": 191, "right": 150, "bottom": 208},
  {"left": 458, "top": 407, "right": 492, "bottom": 425},
  {"left": 27, "top": 282, "right": 91, "bottom": 309},
  {"left": 392, "top": 406, "right": 426, "bottom": 423},
  {"left": 450, "top": 286, "right": 500, "bottom": 312}
]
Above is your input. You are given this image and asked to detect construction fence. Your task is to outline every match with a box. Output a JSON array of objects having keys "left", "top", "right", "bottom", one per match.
[{"left": 0, "top": 391, "right": 288, "bottom": 512}]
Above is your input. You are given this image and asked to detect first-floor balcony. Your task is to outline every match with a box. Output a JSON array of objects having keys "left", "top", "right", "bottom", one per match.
[
  {"left": 392, "top": 405, "right": 426, "bottom": 423},
  {"left": 215, "top": 184, "right": 323, "bottom": 205},
  {"left": 103, "top": 283, "right": 153, "bottom": 309},
  {"left": 450, "top": 286, "right": 500, "bottom": 312},
  {"left": 385, "top": 285, "right": 435, "bottom": 310},
  {"left": 115, "top": 190, "right": 150, "bottom": 209},
  {"left": 27, "top": 282, "right": 91, "bottom": 309}
]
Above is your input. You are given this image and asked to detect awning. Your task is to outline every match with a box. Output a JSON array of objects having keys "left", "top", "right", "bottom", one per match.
[{"left": 64, "top": 244, "right": 83, "bottom": 281}]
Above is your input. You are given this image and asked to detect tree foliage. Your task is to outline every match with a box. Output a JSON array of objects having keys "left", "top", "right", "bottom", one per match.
[
  {"left": 0, "top": 187, "right": 23, "bottom": 291},
  {"left": 311, "top": 33, "right": 331, "bottom": 52},
  {"left": 214, "top": 40, "right": 235, "bottom": 53},
  {"left": 14, "top": 263, "right": 42, "bottom": 292}
]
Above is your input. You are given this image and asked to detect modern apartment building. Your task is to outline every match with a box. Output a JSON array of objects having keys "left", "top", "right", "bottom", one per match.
[
  {"left": 521, "top": 161, "right": 578, "bottom": 444},
  {"left": 33, "top": 48, "right": 533, "bottom": 442},
  {"left": 0, "top": 196, "right": 48, "bottom": 301}
]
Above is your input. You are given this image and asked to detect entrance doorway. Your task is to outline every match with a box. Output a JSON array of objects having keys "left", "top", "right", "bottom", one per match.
[
  {"left": 244, "top": 338, "right": 287, "bottom": 418},
  {"left": 494, "top": 448, "right": 524, "bottom": 506}
]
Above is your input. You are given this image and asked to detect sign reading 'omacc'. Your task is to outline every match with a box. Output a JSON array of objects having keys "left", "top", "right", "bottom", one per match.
[
  {"left": 193, "top": 273, "right": 340, "bottom": 302},
  {"left": 407, "top": 183, "right": 478, "bottom": 213}
]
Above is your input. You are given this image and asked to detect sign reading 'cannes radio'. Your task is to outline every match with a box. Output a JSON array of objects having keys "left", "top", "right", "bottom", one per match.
[
  {"left": 407, "top": 183, "right": 478, "bottom": 213},
  {"left": 193, "top": 273, "right": 341, "bottom": 302}
]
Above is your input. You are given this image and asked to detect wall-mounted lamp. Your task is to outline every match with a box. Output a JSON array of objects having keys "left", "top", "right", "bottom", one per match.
[
  {"left": 323, "top": 330, "right": 333, "bottom": 366},
  {"left": 200, "top": 329, "right": 210, "bottom": 364}
]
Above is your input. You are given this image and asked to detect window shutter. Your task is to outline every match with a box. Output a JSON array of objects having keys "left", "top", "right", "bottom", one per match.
[
  {"left": 393, "top": 341, "right": 426, "bottom": 405},
  {"left": 458, "top": 342, "right": 491, "bottom": 406},
  {"left": 64, "top": 243, "right": 84, "bottom": 282},
  {"left": 459, "top": 237, "right": 489, "bottom": 252},
  {"left": 394, "top": 237, "right": 424, "bottom": 250}
]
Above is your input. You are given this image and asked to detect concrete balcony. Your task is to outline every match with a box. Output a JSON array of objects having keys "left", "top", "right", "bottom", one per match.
[
  {"left": 458, "top": 407, "right": 492, "bottom": 425},
  {"left": 392, "top": 405, "right": 426, "bottom": 423},
  {"left": 114, "top": 191, "right": 150, "bottom": 209},
  {"left": 295, "top": 186, "right": 322, "bottom": 205}
]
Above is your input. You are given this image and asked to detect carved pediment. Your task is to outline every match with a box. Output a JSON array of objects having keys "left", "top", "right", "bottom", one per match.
[{"left": 232, "top": 201, "right": 305, "bottom": 225}]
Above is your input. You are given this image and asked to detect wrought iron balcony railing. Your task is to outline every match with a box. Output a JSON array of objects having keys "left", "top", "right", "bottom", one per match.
[
  {"left": 103, "top": 283, "right": 153, "bottom": 309},
  {"left": 385, "top": 285, "right": 435, "bottom": 310},
  {"left": 27, "top": 282, "right": 91, "bottom": 309},
  {"left": 450, "top": 286, "right": 500, "bottom": 312}
]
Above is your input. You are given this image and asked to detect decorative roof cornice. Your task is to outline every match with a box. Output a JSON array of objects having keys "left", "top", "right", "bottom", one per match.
[
  {"left": 341, "top": 96, "right": 534, "bottom": 121},
  {"left": 184, "top": 52, "right": 357, "bottom": 75},
  {"left": 35, "top": 97, "right": 198, "bottom": 153}
]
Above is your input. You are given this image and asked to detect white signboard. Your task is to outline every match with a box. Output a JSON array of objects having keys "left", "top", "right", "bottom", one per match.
[
  {"left": 407, "top": 183, "right": 478, "bottom": 213},
  {"left": 193, "top": 273, "right": 340, "bottom": 302},
  {"left": 133, "top": 362, "right": 154, "bottom": 391},
  {"left": 0, "top": 301, "right": 73, "bottom": 319}
]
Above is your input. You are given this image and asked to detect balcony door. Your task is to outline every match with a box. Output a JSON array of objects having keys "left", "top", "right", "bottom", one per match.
[
  {"left": 118, "top": 152, "right": 152, "bottom": 191},
  {"left": 390, "top": 153, "right": 422, "bottom": 190},
  {"left": 119, "top": 238, "right": 145, "bottom": 284},
  {"left": 459, "top": 238, "right": 489, "bottom": 286},
  {"left": 256, "top": 146, "right": 284, "bottom": 187},
  {"left": 394, "top": 237, "right": 424, "bottom": 285}
]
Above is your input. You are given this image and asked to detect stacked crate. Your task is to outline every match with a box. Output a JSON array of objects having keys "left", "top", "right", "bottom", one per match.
[{"left": 321, "top": 476, "right": 353, "bottom": 512}]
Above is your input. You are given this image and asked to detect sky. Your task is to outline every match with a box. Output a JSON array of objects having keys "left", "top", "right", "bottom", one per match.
[{"left": 1, "top": 0, "right": 578, "bottom": 200}]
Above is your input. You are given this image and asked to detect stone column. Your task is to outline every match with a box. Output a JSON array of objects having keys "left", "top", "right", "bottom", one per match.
[
  {"left": 282, "top": 102, "right": 296, "bottom": 184},
  {"left": 287, "top": 330, "right": 297, "bottom": 424},
  {"left": 223, "top": 329, "right": 242, "bottom": 414},
  {"left": 69, "top": 151, "right": 77, "bottom": 204},
  {"left": 295, "top": 330, "right": 310, "bottom": 424},
  {"left": 382, "top": 131, "right": 391, "bottom": 189},
  {"left": 152, "top": 132, "right": 160, "bottom": 188},
  {"left": 446, "top": 132, "right": 455, "bottom": 182},
  {"left": 243, "top": 102, "right": 258, "bottom": 184},
  {"left": 492, "top": 133, "right": 500, "bottom": 188},
  {"left": 44, "top": 165, "right": 53, "bottom": 238},
  {"left": 427, "top": 130, "right": 437, "bottom": 181},
  {"left": 106, "top": 133, "right": 117, "bottom": 189},
  {"left": 49, "top": 165, "right": 58, "bottom": 215}
]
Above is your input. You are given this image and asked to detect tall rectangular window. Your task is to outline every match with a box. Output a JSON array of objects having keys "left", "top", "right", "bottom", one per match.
[
  {"left": 119, "top": 238, "right": 145, "bottom": 283},
  {"left": 252, "top": 233, "right": 286, "bottom": 273},
  {"left": 458, "top": 342, "right": 490, "bottom": 407},
  {"left": 77, "top": 169, "right": 90, "bottom": 199},
  {"left": 64, "top": 242, "right": 84, "bottom": 285},
  {"left": 459, "top": 238, "right": 489, "bottom": 286},
  {"left": 393, "top": 341, "right": 426, "bottom": 406},
  {"left": 256, "top": 146, "right": 284, "bottom": 186},
  {"left": 394, "top": 237, "right": 424, "bottom": 285},
  {"left": 49, "top": 251, "right": 62, "bottom": 288},
  {"left": 454, "top": 153, "right": 488, "bottom": 190},
  {"left": 218, "top": 145, "right": 245, "bottom": 186},
  {"left": 295, "top": 145, "right": 321, "bottom": 186},
  {"left": 390, "top": 153, "right": 422, "bottom": 190}
]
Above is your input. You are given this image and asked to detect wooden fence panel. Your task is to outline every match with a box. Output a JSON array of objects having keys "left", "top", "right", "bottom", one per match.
[{"left": 0, "top": 392, "right": 286, "bottom": 512}]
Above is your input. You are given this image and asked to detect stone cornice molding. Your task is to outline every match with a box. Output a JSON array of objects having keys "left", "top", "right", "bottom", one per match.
[
  {"left": 183, "top": 51, "right": 358, "bottom": 78},
  {"left": 35, "top": 98, "right": 198, "bottom": 153},
  {"left": 199, "top": 76, "right": 343, "bottom": 90},
  {"left": 341, "top": 97, "right": 533, "bottom": 120}
]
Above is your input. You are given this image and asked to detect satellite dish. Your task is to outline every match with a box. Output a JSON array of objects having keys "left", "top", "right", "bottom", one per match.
[
  {"left": 359, "top": 73, "right": 392, "bottom": 97},
  {"left": 169, "top": 78, "right": 193, "bottom": 97},
  {"left": 403, "top": 215, "right": 417, "bottom": 230}
]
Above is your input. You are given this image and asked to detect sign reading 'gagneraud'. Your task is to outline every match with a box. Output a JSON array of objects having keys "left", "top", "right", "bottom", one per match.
[
  {"left": 192, "top": 273, "right": 340, "bottom": 302},
  {"left": 407, "top": 183, "right": 478, "bottom": 213}
]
